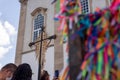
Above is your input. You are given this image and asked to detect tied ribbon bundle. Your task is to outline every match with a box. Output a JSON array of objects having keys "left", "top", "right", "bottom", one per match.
[
  {"left": 53, "top": 0, "right": 82, "bottom": 43},
  {"left": 77, "top": 0, "right": 120, "bottom": 80},
  {"left": 60, "top": 65, "right": 70, "bottom": 80},
  {"left": 52, "top": 0, "right": 82, "bottom": 80},
  {"left": 53, "top": 0, "right": 120, "bottom": 80}
]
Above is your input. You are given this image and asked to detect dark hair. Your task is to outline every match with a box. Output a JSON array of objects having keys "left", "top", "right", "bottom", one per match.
[
  {"left": 54, "top": 70, "right": 59, "bottom": 78},
  {"left": 41, "top": 70, "right": 49, "bottom": 80},
  {"left": 11, "top": 63, "right": 32, "bottom": 80},
  {"left": 1, "top": 63, "right": 17, "bottom": 72}
]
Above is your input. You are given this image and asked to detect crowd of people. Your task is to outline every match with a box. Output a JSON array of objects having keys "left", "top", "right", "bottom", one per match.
[{"left": 0, "top": 63, "right": 59, "bottom": 80}]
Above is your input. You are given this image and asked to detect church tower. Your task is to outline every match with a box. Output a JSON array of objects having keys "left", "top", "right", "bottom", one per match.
[
  {"left": 15, "top": 0, "right": 111, "bottom": 79},
  {"left": 15, "top": 0, "right": 64, "bottom": 79}
]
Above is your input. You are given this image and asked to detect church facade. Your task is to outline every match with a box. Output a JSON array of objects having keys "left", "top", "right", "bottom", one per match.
[{"left": 15, "top": 0, "right": 111, "bottom": 79}]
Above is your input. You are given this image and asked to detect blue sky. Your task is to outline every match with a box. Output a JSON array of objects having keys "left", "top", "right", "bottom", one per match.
[{"left": 0, "top": 0, "right": 20, "bottom": 68}]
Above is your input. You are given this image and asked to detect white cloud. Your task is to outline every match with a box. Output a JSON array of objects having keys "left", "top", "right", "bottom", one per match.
[
  {"left": 0, "top": 21, "right": 17, "bottom": 46},
  {"left": 4, "top": 21, "right": 17, "bottom": 35},
  {"left": 0, "top": 21, "right": 10, "bottom": 46},
  {"left": 0, "top": 20, "right": 17, "bottom": 60},
  {"left": 0, "top": 46, "right": 12, "bottom": 59}
]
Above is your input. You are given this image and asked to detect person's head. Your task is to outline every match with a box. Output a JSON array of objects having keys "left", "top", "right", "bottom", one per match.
[
  {"left": 41, "top": 70, "right": 50, "bottom": 80},
  {"left": 52, "top": 70, "right": 59, "bottom": 80},
  {"left": 0, "top": 63, "right": 17, "bottom": 79},
  {"left": 11, "top": 63, "right": 32, "bottom": 80}
]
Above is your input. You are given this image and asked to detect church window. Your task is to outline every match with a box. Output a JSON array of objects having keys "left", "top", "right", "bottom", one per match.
[
  {"left": 33, "top": 14, "right": 44, "bottom": 41},
  {"left": 80, "top": 0, "right": 90, "bottom": 14}
]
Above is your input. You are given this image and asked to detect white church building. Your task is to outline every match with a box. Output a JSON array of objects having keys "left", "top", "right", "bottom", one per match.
[{"left": 15, "top": 0, "right": 112, "bottom": 80}]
